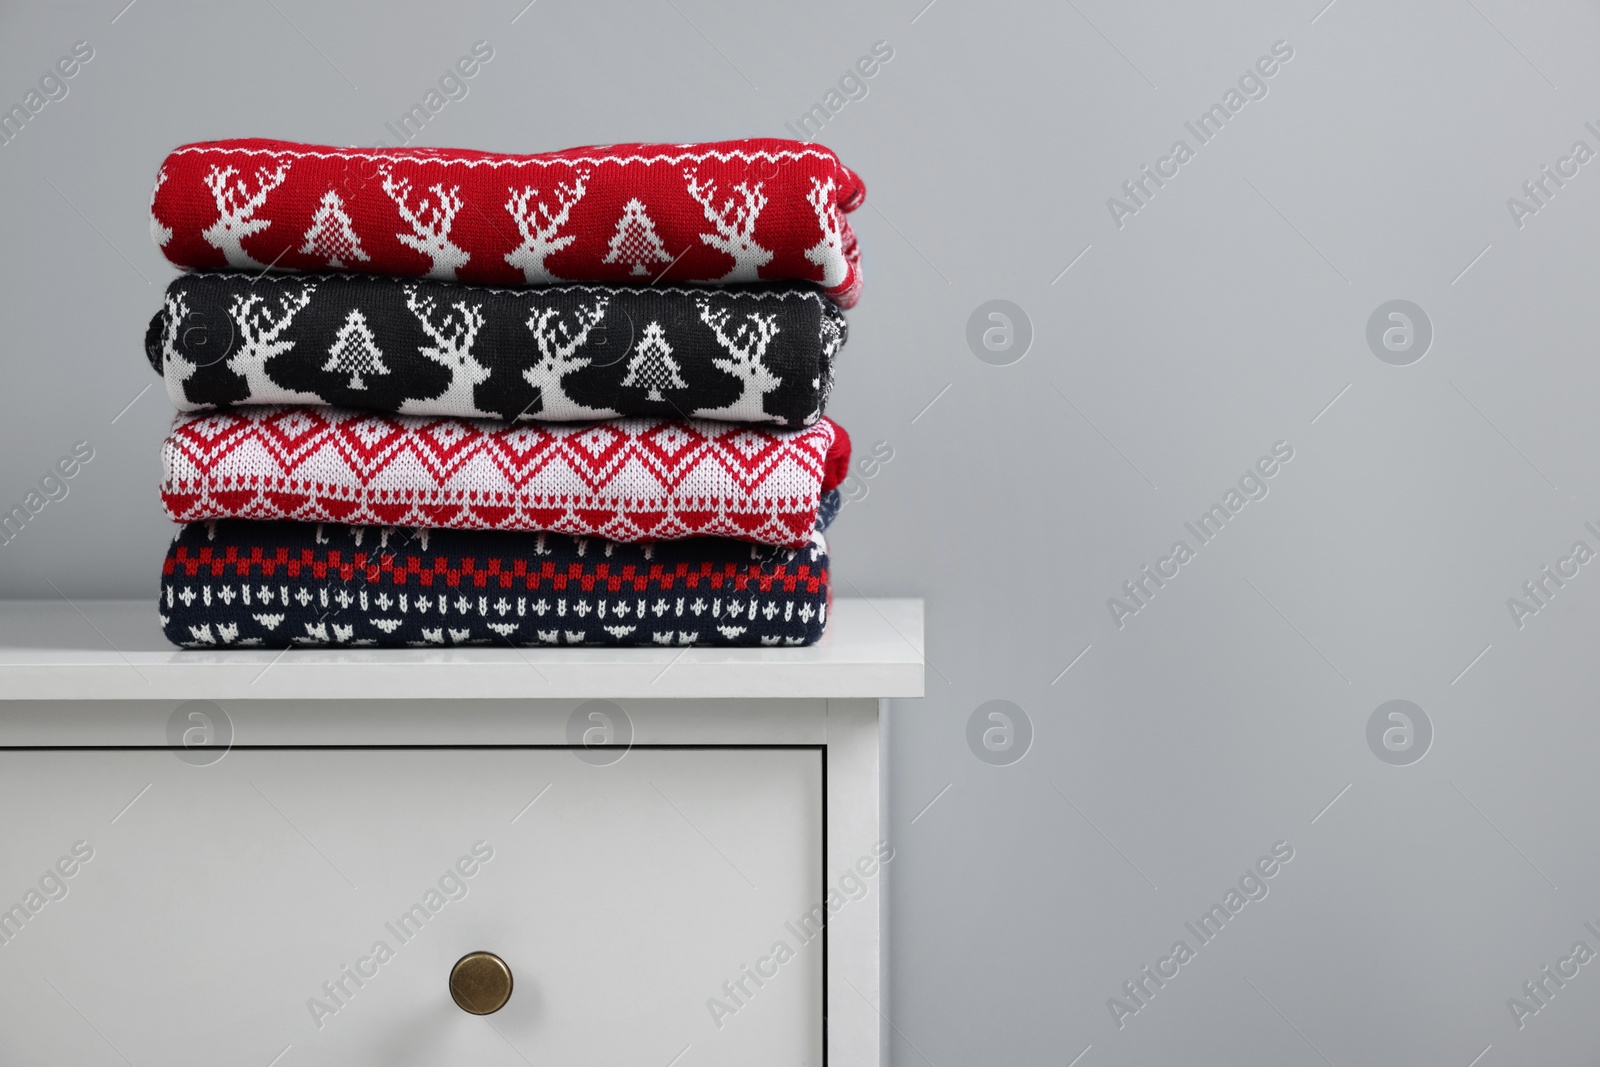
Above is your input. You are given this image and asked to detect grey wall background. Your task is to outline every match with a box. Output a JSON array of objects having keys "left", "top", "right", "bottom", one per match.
[{"left": 4, "top": 0, "right": 1600, "bottom": 1062}]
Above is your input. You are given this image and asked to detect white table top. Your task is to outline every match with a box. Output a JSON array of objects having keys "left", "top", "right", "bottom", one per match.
[{"left": 0, "top": 598, "right": 923, "bottom": 700}]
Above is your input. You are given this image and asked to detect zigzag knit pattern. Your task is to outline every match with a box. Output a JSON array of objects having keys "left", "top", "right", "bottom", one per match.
[
  {"left": 146, "top": 273, "right": 845, "bottom": 427},
  {"left": 159, "top": 491, "right": 839, "bottom": 649},
  {"left": 149, "top": 138, "right": 865, "bottom": 307},
  {"left": 160, "top": 406, "right": 849, "bottom": 547}
]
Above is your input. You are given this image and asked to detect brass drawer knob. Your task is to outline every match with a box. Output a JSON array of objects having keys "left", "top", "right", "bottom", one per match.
[{"left": 449, "top": 951, "right": 513, "bottom": 1015}]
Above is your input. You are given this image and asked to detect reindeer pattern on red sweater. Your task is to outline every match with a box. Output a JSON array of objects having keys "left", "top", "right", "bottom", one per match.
[{"left": 150, "top": 138, "right": 866, "bottom": 306}]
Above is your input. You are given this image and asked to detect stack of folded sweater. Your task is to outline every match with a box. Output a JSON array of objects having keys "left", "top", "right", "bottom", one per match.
[{"left": 145, "top": 137, "right": 865, "bottom": 649}]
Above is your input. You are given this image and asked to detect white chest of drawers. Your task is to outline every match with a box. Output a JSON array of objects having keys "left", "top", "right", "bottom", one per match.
[{"left": 0, "top": 598, "right": 922, "bottom": 1067}]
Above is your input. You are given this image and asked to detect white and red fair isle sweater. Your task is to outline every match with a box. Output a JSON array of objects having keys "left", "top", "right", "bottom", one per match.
[{"left": 160, "top": 406, "right": 850, "bottom": 549}]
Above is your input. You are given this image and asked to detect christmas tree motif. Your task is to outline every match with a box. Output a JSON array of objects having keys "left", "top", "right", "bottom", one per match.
[
  {"left": 321, "top": 309, "right": 389, "bottom": 390},
  {"left": 601, "top": 198, "right": 673, "bottom": 276},
  {"left": 621, "top": 321, "right": 687, "bottom": 401},
  {"left": 299, "top": 190, "right": 371, "bottom": 269}
]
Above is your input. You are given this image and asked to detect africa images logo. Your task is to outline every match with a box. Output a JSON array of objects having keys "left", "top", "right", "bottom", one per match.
[
  {"left": 166, "top": 700, "right": 233, "bottom": 766},
  {"left": 967, "top": 700, "right": 1032, "bottom": 766}
]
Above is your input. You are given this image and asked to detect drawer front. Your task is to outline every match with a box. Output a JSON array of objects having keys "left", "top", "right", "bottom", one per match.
[{"left": 0, "top": 746, "right": 823, "bottom": 1065}]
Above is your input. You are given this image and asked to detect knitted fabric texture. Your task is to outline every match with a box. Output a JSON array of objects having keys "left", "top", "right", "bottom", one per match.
[
  {"left": 149, "top": 138, "right": 866, "bottom": 307},
  {"left": 146, "top": 273, "right": 846, "bottom": 428},
  {"left": 160, "top": 406, "right": 850, "bottom": 547},
  {"left": 159, "top": 491, "right": 839, "bottom": 649}
]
